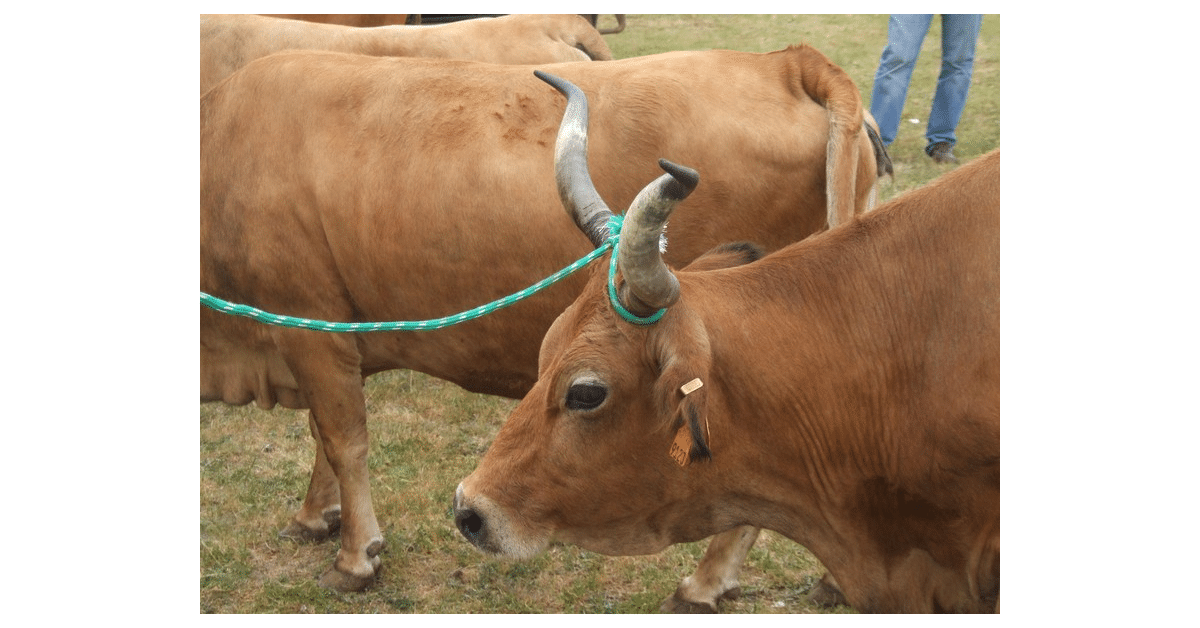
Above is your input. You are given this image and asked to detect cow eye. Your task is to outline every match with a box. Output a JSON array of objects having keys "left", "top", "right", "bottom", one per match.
[{"left": 566, "top": 381, "right": 608, "bottom": 411}]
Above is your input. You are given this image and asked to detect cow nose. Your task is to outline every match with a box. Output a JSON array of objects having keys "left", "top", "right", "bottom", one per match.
[
  {"left": 455, "top": 507, "right": 485, "bottom": 543},
  {"left": 453, "top": 483, "right": 487, "bottom": 548}
]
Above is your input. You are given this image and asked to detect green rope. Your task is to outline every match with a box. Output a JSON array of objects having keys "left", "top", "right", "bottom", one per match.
[
  {"left": 200, "top": 215, "right": 667, "bottom": 331},
  {"left": 605, "top": 235, "right": 667, "bottom": 326}
]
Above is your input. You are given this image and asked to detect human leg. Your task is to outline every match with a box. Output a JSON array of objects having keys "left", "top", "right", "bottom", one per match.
[
  {"left": 869, "top": 14, "right": 933, "bottom": 145},
  {"left": 925, "top": 14, "right": 983, "bottom": 149}
]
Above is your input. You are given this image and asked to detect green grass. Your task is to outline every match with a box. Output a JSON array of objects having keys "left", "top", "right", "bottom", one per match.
[{"left": 200, "top": 14, "right": 999, "bottom": 613}]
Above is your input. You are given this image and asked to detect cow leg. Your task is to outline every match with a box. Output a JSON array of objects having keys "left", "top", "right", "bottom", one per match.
[
  {"left": 661, "top": 525, "right": 761, "bottom": 613},
  {"left": 278, "top": 411, "right": 342, "bottom": 542},
  {"left": 275, "top": 331, "right": 384, "bottom": 592}
]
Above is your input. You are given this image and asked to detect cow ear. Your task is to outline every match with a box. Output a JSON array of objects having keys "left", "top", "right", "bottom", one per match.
[
  {"left": 654, "top": 312, "right": 713, "bottom": 465},
  {"left": 677, "top": 380, "right": 711, "bottom": 464}
]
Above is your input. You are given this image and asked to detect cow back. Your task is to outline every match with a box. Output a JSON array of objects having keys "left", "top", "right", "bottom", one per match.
[{"left": 200, "top": 14, "right": 611, "bottom": 96}]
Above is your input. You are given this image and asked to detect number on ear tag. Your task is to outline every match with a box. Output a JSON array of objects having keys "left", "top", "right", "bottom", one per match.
[{"left": 669, "top": 425, "right": 691, "bottom": 467}]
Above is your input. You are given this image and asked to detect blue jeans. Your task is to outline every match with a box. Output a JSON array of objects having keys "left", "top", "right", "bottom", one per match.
[{"left": 869, "top": 14, "right": 983, "bottom": 150}]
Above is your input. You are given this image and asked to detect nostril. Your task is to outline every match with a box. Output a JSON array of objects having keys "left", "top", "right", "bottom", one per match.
[{"left": 455, "top": 508, "right": 485, "bottom": 543}]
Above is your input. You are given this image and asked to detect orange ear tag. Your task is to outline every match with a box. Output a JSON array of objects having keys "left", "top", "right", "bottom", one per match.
[
  {"left": 669, "top": 426, "right": 691, "bottom": 467},
  {"left": 669, "top": 378, "right": 704, "bottom": 467}
]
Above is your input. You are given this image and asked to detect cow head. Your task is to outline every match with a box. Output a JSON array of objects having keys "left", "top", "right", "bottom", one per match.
[
  {"left": 537, "top": 68, "right": 721, "bottom": 469},
  {"left": 453, "top": 73, "right": 747, "bottom": 558}
]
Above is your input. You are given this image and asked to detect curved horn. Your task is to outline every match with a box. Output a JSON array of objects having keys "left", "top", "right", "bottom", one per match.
[
  {"left": 617, "top": 159, "right": 700, "bottom": 315},
  {"left": 535, "top": 70, "right": 614, "bottom": 248}
]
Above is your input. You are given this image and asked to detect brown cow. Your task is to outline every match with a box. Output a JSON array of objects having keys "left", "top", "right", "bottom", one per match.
[
  {"left": 200, "top": 14, "right": 613, "bottom": 95},
  {"left": 201, "top": 45, "right": 889, "bottom": 591},
  {"left": 453, "top": 143, "right": 1000, "bottom": 613},
  {"left": 262, "top": 14, "right": 410, "bottom": 27}
]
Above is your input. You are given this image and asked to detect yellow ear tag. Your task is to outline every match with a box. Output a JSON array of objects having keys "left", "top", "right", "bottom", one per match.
[{"left": 669, "top": 378, "right": 705, "bottom": 467}]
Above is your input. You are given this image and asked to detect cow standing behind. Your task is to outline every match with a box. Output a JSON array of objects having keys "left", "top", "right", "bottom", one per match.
[
  {"left": 199, "top": 14, "right": 614, "bottom": 95},
  {"left": 454, "top": 145, "right": 1000, "bottom": 613},
  {"left": 262, "top": 14, "right": 410, "bottom": 27},
  {"left": 200, "top": 46, "right": 888, "bottom": 591}
]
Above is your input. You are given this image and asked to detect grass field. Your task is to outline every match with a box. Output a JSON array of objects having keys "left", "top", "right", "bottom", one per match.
[{"left": 200, "top": 14, "right": 1000, "bottom": 614}]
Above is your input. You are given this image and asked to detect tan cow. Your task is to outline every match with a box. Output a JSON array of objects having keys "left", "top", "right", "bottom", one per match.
[
  {"left": 262, "top": 14, "right": 410, "bottom": 27},
  {"left": 201, "top": 45, "right": 889, "bottom": 591},
  {"left": 200, "top": 13, "right": 613, "bottom": 95},
  {"left": 453, "top": 143, "right": 1000, "bottom": 613}
]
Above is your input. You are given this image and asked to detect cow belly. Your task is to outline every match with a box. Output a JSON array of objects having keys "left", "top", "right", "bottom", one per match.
[{"left": 200, "top": 344, "right": 305, "bottom": 410}]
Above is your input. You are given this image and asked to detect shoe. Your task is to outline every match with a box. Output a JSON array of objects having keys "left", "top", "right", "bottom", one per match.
[{"left": 927, "top": 142, "right": 958, "bottom": 164}]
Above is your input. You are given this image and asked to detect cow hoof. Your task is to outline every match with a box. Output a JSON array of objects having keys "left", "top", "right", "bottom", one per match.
[
  {"left": 316, "top": 539, "right": 385, "bottom": 593},
  {"left": 317, "top": 566, "right": 377, "bottom": 593},
  {"left": 660, "top": 592, "right": 718, "bottom": 613},
  {"left": 278, "top": 508, "right": 342, "bottom": 542},
  {"left": 660, "top": 584, "right": 741, "bottom": 613},
  {"left": 279, "top": 521, "right": 332, "bottom": 542},
  {"left": 807, "top": 576, "right": 847, "bottom": 607}
]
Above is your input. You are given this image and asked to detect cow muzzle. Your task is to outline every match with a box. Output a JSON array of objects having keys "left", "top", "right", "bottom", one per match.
[{"left": 452, "top": 482, "right": 548, "bottom": 559}]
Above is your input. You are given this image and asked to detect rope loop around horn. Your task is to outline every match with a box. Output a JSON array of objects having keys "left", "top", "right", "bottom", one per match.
[{"left": 603, "top": 215, "right": 667, "bottom": 326}]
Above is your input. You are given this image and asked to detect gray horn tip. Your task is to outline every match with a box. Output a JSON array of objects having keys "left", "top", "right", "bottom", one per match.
[
  {"left": 534, "top": 70, "right": 571, "bottom": 96},
  {"left": 657, "top": 159, "right": 700, "bottom": 201}
]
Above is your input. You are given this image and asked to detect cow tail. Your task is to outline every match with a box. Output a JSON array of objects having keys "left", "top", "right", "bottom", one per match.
[
  {"left": 571, "top": 16, "right": 614, "bottom": 60},
  {"left": 792, "top": 44, "right": 864, "bottom": 228}
]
